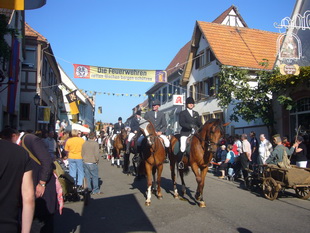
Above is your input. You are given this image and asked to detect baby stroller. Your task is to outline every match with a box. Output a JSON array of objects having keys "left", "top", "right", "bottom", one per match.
[{"left": 54, "top": 159, "right": 90, "bottom": 206}]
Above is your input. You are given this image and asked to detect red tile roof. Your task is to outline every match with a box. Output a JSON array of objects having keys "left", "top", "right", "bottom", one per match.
[
  {"left": 166, "top": 41, "right": 191, "bottom": 77},
  {"left": 25, "top": 22, "right": 47, "bottom": 42},
  {"left": 197, "top": 21, "right": 279, "bottom": 69}
]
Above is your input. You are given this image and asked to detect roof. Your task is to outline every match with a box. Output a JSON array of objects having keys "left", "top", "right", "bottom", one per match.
[
  {"left": 197, "top": 21, "right": 279, "bottom": 70},
  {"left": 212, "top": 5, "right": 248, "bottom": 27},
  {"left": 25, "top": 22, "right": 47, "bottom": 42},
  {"left": 166, "top": 41, "right": 191, "bottom": 77}
]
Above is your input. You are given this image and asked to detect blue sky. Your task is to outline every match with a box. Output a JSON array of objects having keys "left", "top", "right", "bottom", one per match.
[{"left": 25, "top": 0, "right": 296, "bottom": 124}]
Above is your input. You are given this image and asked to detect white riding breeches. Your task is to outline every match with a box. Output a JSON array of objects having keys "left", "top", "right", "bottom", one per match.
[
  {"left": 160, "top": 135, "right": 170, "bottom": 148},
  {"left": 128, "top": 132, "right": 135, "bottom": 142},
  {"left": 112, "top": 134, "right": 117, "bottom": 141},
  {"left": 180, "top": 136, "right": 188, "bottom": 153}
]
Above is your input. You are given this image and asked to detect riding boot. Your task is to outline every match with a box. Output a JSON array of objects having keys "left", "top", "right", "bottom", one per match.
[
  {"left": 164, "top": 147, "right": 169, "bottom": 163},
  {"left": 177, "top": 151, "right": 185, "bottom": 169},
  {"left": 126, "top": 141, "right": 130, "bottom": 154}
]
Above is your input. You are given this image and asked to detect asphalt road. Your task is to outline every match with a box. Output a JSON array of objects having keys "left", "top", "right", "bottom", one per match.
[{"left": 54, "top": 153, "right": 310, "bottom": 233}]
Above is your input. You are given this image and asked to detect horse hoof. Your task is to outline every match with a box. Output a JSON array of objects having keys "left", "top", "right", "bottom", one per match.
[
  {"left": 199, "top": 202, "right": 206, "bottom": 208},
  {"left": 145, "top": 202, "right": 151, "bottom": 206},
  {"left": 174, "top": 195, "right": 179, "bottom": 199},
  {"left": 157, "top": 196, "right": 163, "bottom": 200}
]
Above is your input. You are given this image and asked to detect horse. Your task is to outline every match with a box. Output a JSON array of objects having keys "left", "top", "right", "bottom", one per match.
[
  {"left": 112, "top": 129, "right": 128, "bottom": 168},
  {"left": 169, "top": 118, "right": 227, "bottom": 207},
  {"left": 139, "top": 119, "right": 166, "bottom": 206}
]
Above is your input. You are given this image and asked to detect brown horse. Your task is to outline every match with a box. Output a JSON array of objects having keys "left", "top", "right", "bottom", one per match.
[
  {"left": 169, "top": 118, "right": 227, "bottom": 207},
  {"left": 112, "top": 129, "right": 128, "bottom": 167},
  {"left": 139, "top": 119, "right": 166, "bottom": 206}
]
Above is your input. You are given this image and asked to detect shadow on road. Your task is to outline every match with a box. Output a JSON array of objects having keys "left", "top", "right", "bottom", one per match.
[{"left": 81, "top": 194, "right": 155, "bottom": 233}]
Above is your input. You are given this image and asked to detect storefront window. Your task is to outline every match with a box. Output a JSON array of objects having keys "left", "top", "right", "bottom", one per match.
[{"left": 290, "top": 97, "right": 310, "bottom": 141}]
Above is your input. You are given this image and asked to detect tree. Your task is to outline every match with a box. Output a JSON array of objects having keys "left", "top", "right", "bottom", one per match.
[{"left": 216, "top": 60, "right": 310, "bottom": 135}]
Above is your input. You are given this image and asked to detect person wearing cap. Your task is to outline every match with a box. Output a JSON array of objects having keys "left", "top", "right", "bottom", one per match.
[
  {"left": 144, "top": 99, "right": 170, "bottom": 150},
  {"left": 266, "top": 134, "right": 297, "bottom": 165},
  {"left": 178, "top": 96, "right": 202, "bottom": 169}
]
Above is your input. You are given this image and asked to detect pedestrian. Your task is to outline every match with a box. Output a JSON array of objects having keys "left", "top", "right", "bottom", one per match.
[
  {"left": 3, "top": 128, "right": 58, "bottom": 232},
  {"left": 82, "top": 132, "right": 102, "bottom": 195},
  {"left": 250, "top": 131, "right": 259, "bottom": 164},
  {"left": 240, "top": 134, "right": 252, "bottom": 180},
  {"left": 294, "top": 136, "right": 308, "bottom": 168},
  {"left": 65, "top": 129, "right": 85, "bottom": 189},
  {"left": 44, "top": 130, "right": 57, "bottom": 160},
  {"left": 0, "top": 130, "right": 35, "bottom": 233},
  {"left": 258, "top": 134, "right": 273, "bottom": 164}
]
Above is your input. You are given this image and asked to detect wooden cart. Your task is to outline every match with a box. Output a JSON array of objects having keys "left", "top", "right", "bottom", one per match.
[{"left": 260, "top": 165, "right": 310, "bottom": 200}]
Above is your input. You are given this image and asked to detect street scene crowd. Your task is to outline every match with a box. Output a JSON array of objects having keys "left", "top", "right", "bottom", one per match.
[{"left": 1, "top": 97, "right": 310, "bottom": 232}]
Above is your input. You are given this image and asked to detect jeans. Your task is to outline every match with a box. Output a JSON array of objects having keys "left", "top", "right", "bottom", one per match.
[
  {"left": 83, "top": 163, "right": 100, "bottom": 193},
  {"left": 68, "top": 159, "right": 84, "bottom": 186}
]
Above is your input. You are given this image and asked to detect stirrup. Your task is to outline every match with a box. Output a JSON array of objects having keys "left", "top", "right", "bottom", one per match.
[{"left": 178, "top": 161, "right": 184, "bottom": 170}]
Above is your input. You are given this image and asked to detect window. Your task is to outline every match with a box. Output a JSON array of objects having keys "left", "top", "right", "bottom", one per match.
[
  {"left": 168, "top": 83, "right": 173, "bottom": 101},
  {"left": 189, "top": 85, "right": 194, "bottom": 98},
  {"left": 202, "top": 78, "right": 214, "bottom": 97},
  {"left": 23, "top": 47, "right": 36, "bottom": 69},
  {"left": 206, "top": 48, "right": 216, "bottom": 63},
  {"left": 195, "top": 50, "right": 206, "bottom": 70},
  {"left": 162, "top": 87, "right": 167, "bottom": 104},
  {"left": 20, "top": 103, "right": 30, "bottom": 120},
  {"left": 43, "top": 58, "right": 48, "bottom": 80},
  {"left": 173, "top": 80, "right": 180, "bottom": 94},
  {"left": 49, "top": 68, "right": 54, "bottom": 86}
]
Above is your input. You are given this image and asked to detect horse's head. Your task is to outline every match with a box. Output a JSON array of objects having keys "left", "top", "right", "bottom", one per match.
[
  {"left": 120, "top": 128, "right": 128, "bottom": 140},
  {"left": 200, "top": 119, "right": 226, "bottom": 153},
  {"left": 139, "top": 119, "right": 156, "bottom": 146}
]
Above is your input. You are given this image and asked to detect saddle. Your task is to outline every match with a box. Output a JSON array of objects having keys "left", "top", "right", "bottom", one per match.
[{"left": 173, "top": 135, "right": 193, "bottom": 155}]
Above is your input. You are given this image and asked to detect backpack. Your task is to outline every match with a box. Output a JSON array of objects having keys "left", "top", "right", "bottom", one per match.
[{"left": 277, "top": 148, "right": 291, "bottom": 169}]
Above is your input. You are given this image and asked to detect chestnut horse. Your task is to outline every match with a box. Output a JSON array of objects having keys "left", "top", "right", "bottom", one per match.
[
  {"left": 139, "top": 119, "right": 166, "bottom": 206},
  {"left": 112, "top": 129, "right": 128, "bottom": 167},
  {"left": 169, "top": 119, "right": 226, "bottom": 207}
]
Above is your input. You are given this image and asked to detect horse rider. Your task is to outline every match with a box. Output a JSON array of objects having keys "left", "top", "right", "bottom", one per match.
[
  {"left": 106, "top": 123, "right": 114, "bottom": 136},
  {"left": 112, "top": 117, "right": 125, "bottom": 144},
  {"left": 178, "top": 96, "right": 202, "bottom": 169},
  {"left": 126, "top": 110, "right": 142, "bottom": 154},
  {"left": 144, "top": 99, "right": 170, "bottom": 157}
]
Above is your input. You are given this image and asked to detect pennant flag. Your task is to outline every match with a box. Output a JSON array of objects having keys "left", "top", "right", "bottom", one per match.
[
  {"left": 98, "top": 106, "right": 102, "bottom": 114},
  {"left": 0, "top": 0, "right": 47, "bottom": 10},
  {"left": 65, "top": 90, "right": 79, "bottom": 115},
  {"left": 73, "top": 64, "right": 167, "bottom": 83}
]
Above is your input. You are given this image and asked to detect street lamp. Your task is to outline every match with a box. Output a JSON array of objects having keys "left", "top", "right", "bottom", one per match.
[{"left": 34, "top": 93, "right": 41, "bottom": 132}]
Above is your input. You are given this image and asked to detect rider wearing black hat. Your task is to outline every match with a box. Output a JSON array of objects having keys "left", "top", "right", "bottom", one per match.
[
  {"left": 178, "top": 96, "right": 202, "bottom": 169},
  {"left": 144, "top": 99, "right": 170, "bottom": 159}
]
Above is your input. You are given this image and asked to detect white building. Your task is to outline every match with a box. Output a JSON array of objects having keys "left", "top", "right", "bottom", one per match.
[
  {"left": 58, "top": 65, "right": 95, "bottom": 131},
  {"left": 181, "top": 6, "right": 279, "bottom": 137}
]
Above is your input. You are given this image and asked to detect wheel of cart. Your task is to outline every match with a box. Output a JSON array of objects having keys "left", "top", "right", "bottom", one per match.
[
  {"left": 245, "top": 164, "right": 263, "bottom": 191},
  {"left": 294, "top": 186, "right": 310, "bottom": 200},
  {"left": 262, "top": 177, "right": 281, "bottom": 200}
]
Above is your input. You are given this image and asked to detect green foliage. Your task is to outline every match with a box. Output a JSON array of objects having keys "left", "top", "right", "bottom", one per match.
[
  {"left": 0, "top": 14, "right": 15, "bottom": 60},
  {"left": 217, "top": 60, "right": 309, "bottom": 129}
]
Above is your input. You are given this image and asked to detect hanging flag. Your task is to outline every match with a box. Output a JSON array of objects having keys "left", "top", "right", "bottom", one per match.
[
  {"left": 98, "top": 106, "right": 102, "bottom": 114},
  {"left": 73, "top": 64, "right": 167, "bottom": 83},
  {"left": 37, "top": 106, "right": 50, "bottom": 123},
  {"left": 65, "top": 90, "right": 79, "bottom": 115},
  {"left": 0, "top": 0, "right": 47, "bottom": 10},
  {"left": 7, "top": 37, "right": 19, "bottom": 114}
]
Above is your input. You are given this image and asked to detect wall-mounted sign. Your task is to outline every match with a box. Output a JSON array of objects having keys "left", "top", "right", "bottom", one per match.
[
  {"left": 279, "top": 64, "right": 300, "bottom": 75},
  {"left": 173, "top": 95, "right": 184, "bottom": 105}
]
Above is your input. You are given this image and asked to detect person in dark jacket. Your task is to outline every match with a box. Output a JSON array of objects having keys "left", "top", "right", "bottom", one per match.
[
  {"left": 144, "top": 99, "right": 170, "bottom": 148},
  {"left": 126, "top": 110, "right": 142, "bottom": 154},
  {"left": 294, "top": 136, "right": 308, "bottom": 168},
  {"left": 178, "top": 97, "right": 202, "bottom": 169}
]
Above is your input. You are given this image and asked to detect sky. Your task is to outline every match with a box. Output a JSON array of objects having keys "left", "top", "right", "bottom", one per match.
[{"left": 25, "top": 0, "right": 297, "bottom": 124}]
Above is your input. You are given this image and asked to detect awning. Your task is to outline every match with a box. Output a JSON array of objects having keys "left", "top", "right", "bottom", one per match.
[{"left": 67, "top": 123, "right": 90, "bottom": 133}]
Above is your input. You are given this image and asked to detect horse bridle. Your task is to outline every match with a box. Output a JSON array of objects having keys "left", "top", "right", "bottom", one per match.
[{"left": 194, "top": 124, "right": 222, "bottom": 152}]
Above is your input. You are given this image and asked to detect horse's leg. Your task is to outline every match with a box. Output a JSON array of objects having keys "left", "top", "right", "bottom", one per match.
[
  {"left": 170, "top": 158, "right": 179, "bottom": 199},
  {"left": 116, "top": 148, "right": 120, "bottom": 168},
  {"left": 145, "top": 162, "right": 153, "bottom": 206},
  {"left": 196, "top": 167, "right": 208, "bottom": 208},
  {"left": 191, "top": 163, "right": 204, "bottom": 203},
  {"left": 156, "top": 164, "right": 163, "bottom": 200},
  {"left": 179, "top": 169, "right": 186, "bottom": 196},
  {"left": 111, "top": 148, "right": 115, "bottom": 165},
  {"left": 152, "top": 167, "right": 156, "bottom": 193}
]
